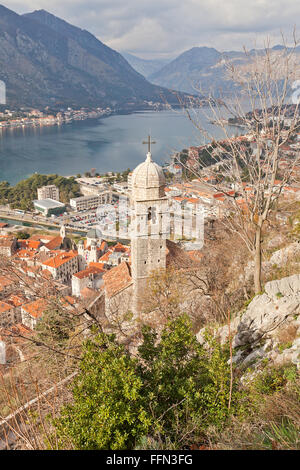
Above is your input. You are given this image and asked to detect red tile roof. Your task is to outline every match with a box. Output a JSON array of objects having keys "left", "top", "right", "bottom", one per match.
[
  {"left": 43, "top": 250, "right": 78, "bottom": 269},
  {"left": 73, "top": 266, "right": 104, "bottom": 279},
  {"left": 22, "top": 298, "right": 48, "bottom": 319},
  {"left": 18, "top": 239, "right": 41, "bottom": 249},
  {"left": 44, "top": 235, "right": 63, "bottom": 250},
  {"left": 0, "top": 301, "right": 13, "bottom": 314},
  {"left": 103, "top": 261, "right": 132, "bottom": 298},
  {"left": 88, "top": 262, "right": 106, "bottom": 271}
]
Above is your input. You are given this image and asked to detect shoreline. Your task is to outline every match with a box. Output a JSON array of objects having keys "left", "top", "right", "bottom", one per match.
[
  {"left": 0, "top": 101, "right": 206, "bottom": 133},
  {"left": 0, "top": 103, "right": 182, "bottom": 132}
]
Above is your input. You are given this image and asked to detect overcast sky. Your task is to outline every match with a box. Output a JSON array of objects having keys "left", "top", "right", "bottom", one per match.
[{"left": 4, "top": 0, "right": 300, "bottom": 59}]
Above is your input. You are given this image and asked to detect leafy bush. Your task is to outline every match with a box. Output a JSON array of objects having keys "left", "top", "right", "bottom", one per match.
[{"left": 54, "top": 315, "right": 238, "bottom": 450}]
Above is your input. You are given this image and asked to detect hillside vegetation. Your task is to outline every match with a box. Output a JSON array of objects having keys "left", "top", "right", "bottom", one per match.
[{"left": 0, "top": 173, "right": 80, "bottom": 210}]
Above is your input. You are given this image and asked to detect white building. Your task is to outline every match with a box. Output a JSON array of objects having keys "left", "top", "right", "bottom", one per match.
[
  {"left": 127, "top": 173, "right": 133, "bottom": 192},
  {"left": 70, "top": 193, "right": 111, "bottom": 211},
  {"left": 42, "top": 250, "right": 79, "bottom": 284},
  {"left": 33, "top": 198, "right": 66, "bottom": 216},
  {"left": 113, "top": 182, "right": 128, "bottom": 193},
  {"left": 0, "top": 236, "right": 18, "bottom": 257},
  {"left": 37, "top": 185, "right": 60, "bottom": 201},
  {"left": 77, "top": 228, "right": 107, "bottom": 270},
  {"left": 72, "top": 266, "right": 104, "bottom": 297},
  {"left": 21, "top": 298, "right": 48, "bottom": 330}
]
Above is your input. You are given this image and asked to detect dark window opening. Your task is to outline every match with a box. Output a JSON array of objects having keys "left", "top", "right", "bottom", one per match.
[{"left": 147, "top": 206, "right": 157, "bottom": 224}]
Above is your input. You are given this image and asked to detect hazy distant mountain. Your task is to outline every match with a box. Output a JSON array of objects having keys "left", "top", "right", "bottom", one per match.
[
  {"left": 148, "top": 45, "right": 300, "bottom": 97},
  {"left": 148, "top": 47, "right": 243, "bottom": 96},
  {"left": 122, "top": 52, "right": 170, "bottom": 78},
  {"left": 0, "top": 5, "right": 186, "bottom": 109}
]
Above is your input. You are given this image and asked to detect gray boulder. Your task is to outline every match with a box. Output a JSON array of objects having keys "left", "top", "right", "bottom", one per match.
[{"left": 233, "top": 275, "right": 300, "bottom": 349}]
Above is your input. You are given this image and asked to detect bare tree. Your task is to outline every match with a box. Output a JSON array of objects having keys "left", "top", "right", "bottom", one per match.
[{"left": 176, "top": 36, "right": 300, "bottom": 293}]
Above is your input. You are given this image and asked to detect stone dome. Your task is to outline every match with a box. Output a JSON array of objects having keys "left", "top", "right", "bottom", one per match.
[
  {"left": 132, "top": 152, "right": 165, "bottom": 190},
  {"left": 86, "top": 227, "right": 102, "bottom": 240}
]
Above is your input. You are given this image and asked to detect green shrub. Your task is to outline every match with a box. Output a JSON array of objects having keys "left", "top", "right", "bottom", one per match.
[{"left": 54, "top": 316, "right": 240, "bottom": 450}]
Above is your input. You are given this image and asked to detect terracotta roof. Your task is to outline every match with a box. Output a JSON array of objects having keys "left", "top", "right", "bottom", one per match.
[
  {"left": 22, "top": 298, "right": 48, "bottom": 319},
  {"left": 73, "top": 266, "right": 104, "bottom": 279},
  {"left": 16, "top": 248, "right": 37, "bottom": 259},
  {"left": 88, "top": 262, "right": 107, "bottom": 271},
  {"left": 43, "top": 250, "right": 78, "bottom": 269},
  {"left": 186, "top": 198, "right": 200, "bottom": 204},
  {"left": 0, "top": 323, "right": 33, "bottom": 343},
  {"left": 18, "top": 239, "right": 41, "bottom": 249},
  {"left": 0, "top": 301, "right": 13, "bottom": 314},
  {"left": 27, "top": 265, "right": 40, "bottom": 274},
  {"left": 33, "top": 251, "right": 55, "bottom": 264},
  {"left": 13, "top": 323, "right": 33, "bottom": 336},
  {"left": 112, "top": 242, "right": 129, "bottom": 253},
  {"left": 44, "top": 235, "right": 63, "bottom": 250},
  {"left": 40, "top": 269, "right": 53, "bottom": 279},
  {"left": 98, "top": 250, "right": 112, "bottom": 263},
  {"left": 173, "top": 196, "right": 186, "bottom": 202},
  {"left": 103, "top": 261, "right": 132, "bottom": 298},
  {"left": 30, "top": 234, "right": 56, "bottom": 242},
  {"left": 6, "top": 294, "right": 26, "bottom": 307},
  {"left": 100, "top": 241, "right": 107, "bottom": 251}
]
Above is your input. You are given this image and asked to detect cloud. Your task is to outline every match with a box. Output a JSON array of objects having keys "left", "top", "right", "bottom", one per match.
[{"left": 5, "top": 0, "right": 300, "bottom": 58}]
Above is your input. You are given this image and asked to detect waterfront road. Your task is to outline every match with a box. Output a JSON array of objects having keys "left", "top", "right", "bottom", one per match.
[{"left": 0, "top": 207, "right": 87, "bottom": 235}]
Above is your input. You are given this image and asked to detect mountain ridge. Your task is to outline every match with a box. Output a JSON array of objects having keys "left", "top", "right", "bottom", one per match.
[
  {"left": 147, "top": 44, "right": 300, "bottom": 96},
  {"left": 0, "top": 5, "right": 186, "bottom": 109}
]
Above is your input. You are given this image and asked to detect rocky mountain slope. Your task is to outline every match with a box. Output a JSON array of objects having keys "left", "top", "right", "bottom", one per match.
[
  {"left": 148, "top": 46, "right": 242, "bottom": 96},
  {"left": 121, "top": 52, "right": 170, "bottom": 78},
  {"left": 148, "top": 45, "right": 300, "bottom": 96},
  {"left": 0, "top": 6, "right": 183, "bottom": 109}
]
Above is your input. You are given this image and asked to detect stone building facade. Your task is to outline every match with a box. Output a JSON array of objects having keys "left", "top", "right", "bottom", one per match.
[{"left": 130, "top": 150, "right": 169, "bottom": 315}]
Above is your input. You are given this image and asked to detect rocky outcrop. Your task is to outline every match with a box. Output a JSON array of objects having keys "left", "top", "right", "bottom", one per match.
[
  {"left": 233, "top": 274, "right": 300, "bottom": 348},
  {"left": 196, "top": 273, "right": 300, "bottom": 369},
  {"left": 268, "top": 241, "right": 300, "bottom": 266},
  {"left": 240, "top": 241, "right": 300, "bottom": 285}
]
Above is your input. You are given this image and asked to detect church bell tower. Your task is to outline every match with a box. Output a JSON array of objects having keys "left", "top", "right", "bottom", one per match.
[{"left": 130, "top": 136, "right": 169, "bottom": 315}]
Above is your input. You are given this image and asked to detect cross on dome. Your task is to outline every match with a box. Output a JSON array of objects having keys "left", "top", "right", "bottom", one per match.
[{"left": 142, "top": 135, "right": 156, "bottom": 161}]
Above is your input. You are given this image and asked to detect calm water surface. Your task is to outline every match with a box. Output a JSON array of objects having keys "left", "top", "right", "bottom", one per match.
[{"left": 0, "top": 109, "right": 242, "bottom": 185}]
